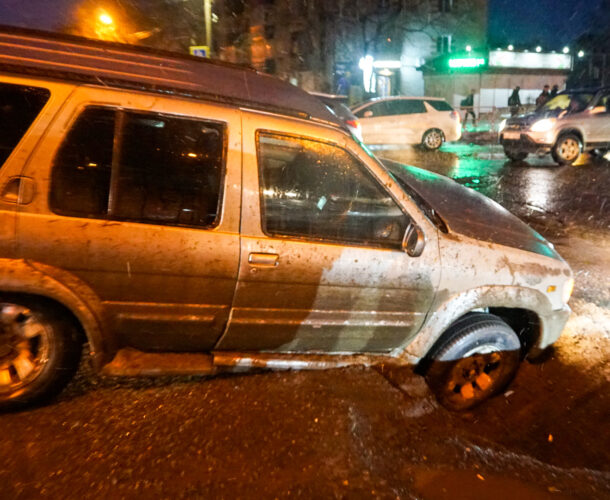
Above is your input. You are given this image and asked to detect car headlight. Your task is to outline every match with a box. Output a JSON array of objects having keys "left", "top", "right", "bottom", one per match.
[
  {"left": 498, "top": 119, "right": 507, "bottom": 131},
  {"left": 562, "top": 278, "right": 574, "bottom": 303},
  {"left": 530, "top": 118, "right": 556, "bottom": 132}
]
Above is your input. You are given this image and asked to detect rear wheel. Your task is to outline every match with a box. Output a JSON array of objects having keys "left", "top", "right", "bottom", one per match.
[
  {"left": 503, "top": 146, "right": 528, "bottom": 161},
  {"left": 422, "top": 129, "right": 444, "bottom": 150},
  {"left": 0, "top": 299, "right": 81, "bottom": 410},
  {"left": 552, "top": 134, "right": 582, "bottom": 165},
  {"left": 423, "top": 313, "right": 521, "bottom": 411}
]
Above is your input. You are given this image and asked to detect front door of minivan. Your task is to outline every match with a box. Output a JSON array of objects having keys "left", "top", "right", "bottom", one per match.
[
  {"left": 16, "top": 88, "right": 242, "bottom": 351},
  {"left": 217, "top": 112, "right": 440, "bottom": 354}
]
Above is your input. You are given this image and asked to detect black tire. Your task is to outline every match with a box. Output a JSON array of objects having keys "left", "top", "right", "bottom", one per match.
[
  {"left": 422, "top": 129, "right": 444, "bottom": 150},
  {"left": 552, "top": 133, "right": 582, "bottom": 165},
  {"left": 503, "top": 146, "right": 528, "bottom": 161},
  {"left": 423, "top": 313, "right": 521, "bottom": 411},
  {"left": 0, "top": 299, "right": 82, "bottom": 410}
]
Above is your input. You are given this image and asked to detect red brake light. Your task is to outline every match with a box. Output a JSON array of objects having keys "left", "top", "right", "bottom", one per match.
[
  {"left": 450, "top": 110, "right": 460, "bottom": 121},
  {"left": 346, "top": 119, "right": 359, "bottom": 128}
]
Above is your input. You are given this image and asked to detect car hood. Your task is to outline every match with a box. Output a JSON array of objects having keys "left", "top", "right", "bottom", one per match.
[
  {"left": 381, "top": 160, "right": 561, "bottom": 260},
  {"left": 506, "top": 113, "right": 540, "bottom": 126}
]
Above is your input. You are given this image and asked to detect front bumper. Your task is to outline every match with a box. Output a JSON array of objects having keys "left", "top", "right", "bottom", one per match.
[
  {"left": 530, "top": 304, "right": 571, "bottom": 358},
  {"left": 500, "top": 132, "right": 554, "bottom": 153}
]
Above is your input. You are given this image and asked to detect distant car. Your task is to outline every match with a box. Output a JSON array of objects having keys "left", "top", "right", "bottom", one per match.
[
  {"left": 311, "top": 92, "right": 363, "bottom": 141},
  {"left": 499, "top": 87, "right": 610, "bottom": 165},
  {"left": 351, "top": 96, "right": 462, "bottom": 150}
]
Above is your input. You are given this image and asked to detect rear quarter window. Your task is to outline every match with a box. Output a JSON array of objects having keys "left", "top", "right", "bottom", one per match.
[
  {"left": 0, "top": 82, "right": 50, "bottom": 168},
  {"left": 426, "top": 100, "right": 453, "bottom": 111},
  {"left": 391, "top": 99, "right": 426, "bottom": 115}
]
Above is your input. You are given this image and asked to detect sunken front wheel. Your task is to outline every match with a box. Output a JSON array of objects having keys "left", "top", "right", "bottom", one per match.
[
  {"left": 0, "top": 299, "right": 81, "bottom": 410},
  {"left": 423, "top": 313, "right": 521, "bottom": 411},
  {"left": 422, "top": 129, "right": 444, "bottom": 150}
]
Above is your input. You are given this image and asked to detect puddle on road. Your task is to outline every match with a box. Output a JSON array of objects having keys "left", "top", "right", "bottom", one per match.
[{"left": 411, "top": 468, "right": 572, "bottom": 500}]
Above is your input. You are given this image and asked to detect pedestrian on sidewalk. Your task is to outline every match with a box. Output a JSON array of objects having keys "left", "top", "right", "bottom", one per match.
[
  {"left": 550, "top": 84, "right": 559, "bottom": 99},
  {"left": 536, "top": 84, "right": 551, "bottom": 108},
  {"left": 508, "top": 86, "right": 521, "bottom": 116},
  {"left": 461, "top": 89, "right": 477, "bottom": 127}
]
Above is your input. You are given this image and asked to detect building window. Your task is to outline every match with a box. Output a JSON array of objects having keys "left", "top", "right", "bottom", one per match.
[
  {"left": 437, "top": 35, "right": 452, "bottom": 54},
  {"left": 439, "top": 0, "right": 453, "bottom": 12}
]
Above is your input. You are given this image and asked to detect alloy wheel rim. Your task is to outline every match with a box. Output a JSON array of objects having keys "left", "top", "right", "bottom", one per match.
[
  {"left": 445, "top": 349, "right": 503, "bottom": 403},
  {"left": 560, "top": 138, "right": 580, "bottom": 161},
  {"left": 425, "top": 131, "right": 442, "bottom": 149},
  {"left": 0, "top": 303, "right": 50, "bottom": 394}
]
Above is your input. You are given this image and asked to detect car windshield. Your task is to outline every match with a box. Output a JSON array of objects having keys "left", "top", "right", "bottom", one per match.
[{"left": 539, "top": 92, "right": 595, "bottom": 115}]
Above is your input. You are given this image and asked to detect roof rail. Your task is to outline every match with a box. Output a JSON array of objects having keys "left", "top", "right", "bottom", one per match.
[{"left": 0, "top": 25, "right": 341, "bottom": 126}]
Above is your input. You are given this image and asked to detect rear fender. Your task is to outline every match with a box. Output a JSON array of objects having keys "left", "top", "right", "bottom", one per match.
[{"left": 0, "top": 259, "right": 112, "bottom": 369}]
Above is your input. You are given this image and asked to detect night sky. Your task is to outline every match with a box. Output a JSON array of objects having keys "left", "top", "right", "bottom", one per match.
[
  {"left": 0, "top": 0, "right": 605, "bottom": 48},
  {"left": 488, "top": 0, "right": 603, "bottom": 48}
]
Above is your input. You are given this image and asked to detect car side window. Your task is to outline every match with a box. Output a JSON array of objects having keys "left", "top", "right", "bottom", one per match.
[
  {"left": 0, "top": 82, "right": 50, "bottom": 169},
  {"left": 257, "top": 132, "right": 407, "bottom": 247},
  {"left": 354, "top": 102, "right": 388, "bottom": 118},
  {"left": 393, "top": 99, "right": 426, "bottom": 115},
  {"left": 426, "top": 100, "right": 453, "bottom": 112},
  {"left": 598, "top": 92, "right": 610, "bottom": 113},
  {"left": 51, "top": 106, "right": 225, "bottom": 228}
]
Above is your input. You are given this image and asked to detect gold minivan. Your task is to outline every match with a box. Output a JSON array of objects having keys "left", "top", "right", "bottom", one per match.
[{"left": 0, "top": 28, "right": 572, "bottom": 411}]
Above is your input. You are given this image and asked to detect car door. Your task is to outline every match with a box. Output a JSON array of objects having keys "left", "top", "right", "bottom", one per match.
[
  {"left": 16, "top": 87, "right": 242, "bottom": 351},
  {"left": 354, "top": 102, "right": 393, "bottom": 144},
  {"left": 217, "top": 111, "right": 441, "bottom": 354},
  {"left": 392, "top": 99, "right": 428, "bottom": 144},
  {"left": 583, "top": 90, "right": 610, "bottom": 146}
]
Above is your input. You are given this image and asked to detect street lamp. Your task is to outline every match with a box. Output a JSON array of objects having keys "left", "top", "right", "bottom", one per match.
[
  {"left": 204, "top": 0, "right": 212, "bottom": 52},
  {"left": 535, "top": 46, "right": 542, "bottom": 53},
  {"left": 562, "top": 46, "right": 570, "bottom": 54},
  {"left": 466, "top": 45, "right": 472, "bottom": 52},
  {"left": 578, "top": 50, "right": 585, "bottom": 58},
  {"left": 99, "top": 13, "right": 113, "bottom": 26},
  {"left": 508, "top": 44, "right": 514, "bottom": 51}
]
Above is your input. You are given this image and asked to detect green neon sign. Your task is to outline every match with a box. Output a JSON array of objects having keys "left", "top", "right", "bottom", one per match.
[{"left": 448, "top": 57, "right": 486, "bottom": 69}]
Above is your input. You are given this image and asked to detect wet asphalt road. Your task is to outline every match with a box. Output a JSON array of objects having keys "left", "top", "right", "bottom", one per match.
[{"left": 1, "top": 141, "right": 609, "bottom": 499}]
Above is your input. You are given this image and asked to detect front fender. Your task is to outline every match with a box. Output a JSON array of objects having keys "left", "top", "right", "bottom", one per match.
[
  {"left": 394, "top": 285, "right": 566, "bottom": 362},
  {"left": 0, "top": 259, "right": 113, "bottom": 369}
]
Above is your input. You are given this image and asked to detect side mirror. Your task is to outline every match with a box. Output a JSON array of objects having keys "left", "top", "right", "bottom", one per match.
[
  {"left": 402, "top": 222, "right": 425, "bottom": 257},
  {"left": 364, "top": 110, "right": 373, "bottom": 118}
]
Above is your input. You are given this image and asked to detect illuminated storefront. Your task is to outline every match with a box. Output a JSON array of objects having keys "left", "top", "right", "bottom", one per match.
[{"left": 421, "top": 49, "right": 573, "bottom": 113}]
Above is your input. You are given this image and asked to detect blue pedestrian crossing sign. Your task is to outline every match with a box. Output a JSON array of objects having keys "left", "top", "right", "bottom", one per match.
[{"left": 189, "top": 46, "right": 210, "bottom": 58}]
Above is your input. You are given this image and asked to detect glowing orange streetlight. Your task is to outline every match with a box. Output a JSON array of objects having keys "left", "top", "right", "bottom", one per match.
[{"left": 98, "top": 12, "right": 114, "bottom": 26}]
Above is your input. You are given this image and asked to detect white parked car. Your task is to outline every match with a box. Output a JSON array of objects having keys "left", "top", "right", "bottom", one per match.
[{"left": 352, "top": 97, "right": 462, "bottom": 149}]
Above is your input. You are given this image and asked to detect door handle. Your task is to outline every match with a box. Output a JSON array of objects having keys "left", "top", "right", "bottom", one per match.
[{"left": 248, "top": 252, "right": 279, "bottom": 267}]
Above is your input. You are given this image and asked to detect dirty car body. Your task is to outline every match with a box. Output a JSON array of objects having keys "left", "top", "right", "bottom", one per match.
[{"left": 0, "top": 27, "right": 572, "bottom": 410}]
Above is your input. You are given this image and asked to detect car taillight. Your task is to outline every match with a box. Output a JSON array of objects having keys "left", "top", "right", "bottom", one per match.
[
  {"left": 450, "top": 110, "right": 460, "bottom": 122},
  {"left": 346, "top": 119, "right": 363, "bottom": 140}
]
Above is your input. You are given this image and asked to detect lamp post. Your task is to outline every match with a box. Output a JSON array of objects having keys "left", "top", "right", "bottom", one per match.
[{"left": 204, "top": 0, "right": 213, "bottom": 52}]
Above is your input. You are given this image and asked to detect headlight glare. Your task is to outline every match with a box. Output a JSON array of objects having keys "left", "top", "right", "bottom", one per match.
[{"left": 530, "top": 118, "right": 556, "bottom": 132}]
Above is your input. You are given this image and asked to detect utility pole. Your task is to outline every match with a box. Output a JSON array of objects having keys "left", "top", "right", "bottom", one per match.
[{"left": 204, "top": 0, "right": 212, "bottom": 52}]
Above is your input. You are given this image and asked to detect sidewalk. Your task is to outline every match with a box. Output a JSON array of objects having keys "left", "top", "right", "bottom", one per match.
[{"left": 459, "top": 118, "right": 499, "bottom": 145}]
